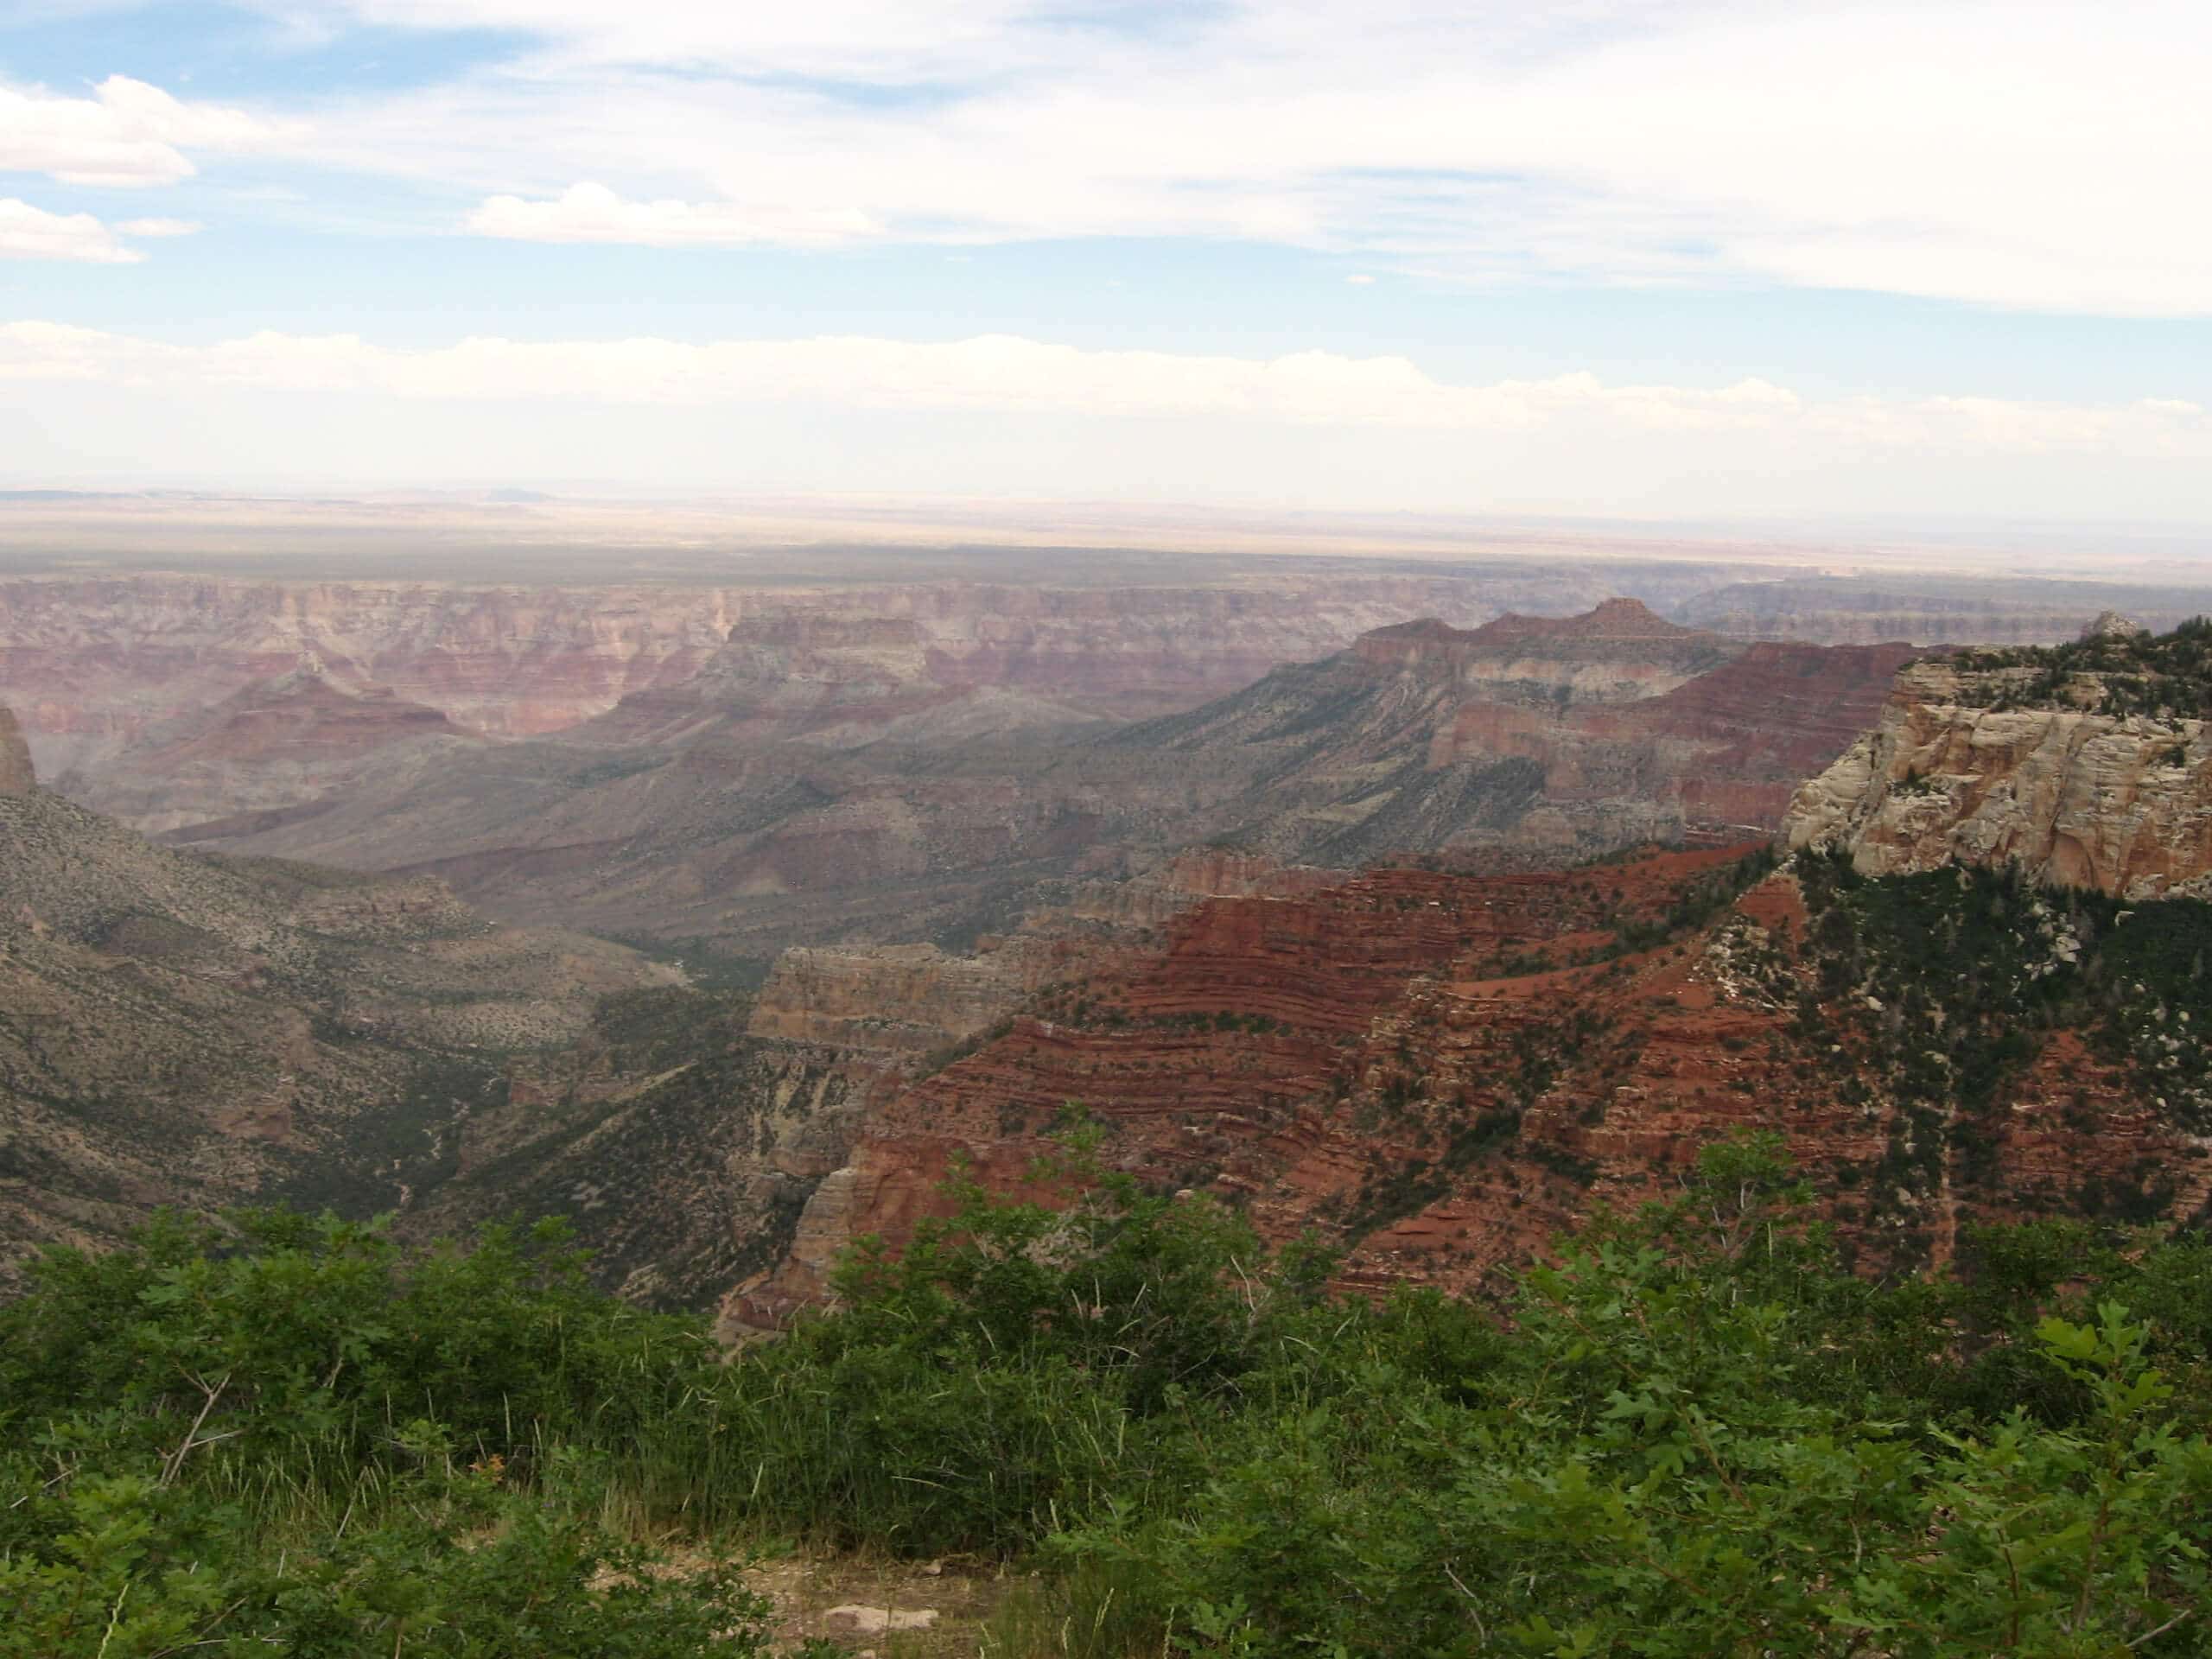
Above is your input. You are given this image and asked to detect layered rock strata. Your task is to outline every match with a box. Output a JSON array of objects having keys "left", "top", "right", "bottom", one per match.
[
  {"left": 1787, "top": 658, "right": 2212, "bottom": 897},
  {"left": 732, "top": 843, "right": 2212, "bottom": 1330},
  {"left": 0, "top": 567, "right": 1639, "bottom": 804},
  {"left": 158, "top": 601, "right": 1916, "bottom": 956}
]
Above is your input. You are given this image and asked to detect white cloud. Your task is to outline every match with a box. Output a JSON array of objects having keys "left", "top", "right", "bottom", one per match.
[
  {"left": 112, "top": 217, "right": 202, "bottom": 238},
  {"left": 270, "top": 1, "right": 1043, "bottom": 79},
  {"left": 12, "top": 6, "right": 2196, "bottom": 314},
  {"left": 236, "top": 0, "right": 2212, "bottom": 315},
  {"left": 0, "top": 74, "right": 280, "bottom": 187},
  {"left": 469, "top": 181, "right": 878, "bottom": 247},
  {"left": 2, "top": 319, "right": 2204, "bottom": 465},
  {"left": 0, "top": 200, "right": 141, "bottom": 263}
]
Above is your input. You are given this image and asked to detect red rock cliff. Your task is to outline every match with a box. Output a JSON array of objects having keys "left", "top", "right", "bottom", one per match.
[{"left": 730, "top": 843, "right": 2209, "bottom": 1328}]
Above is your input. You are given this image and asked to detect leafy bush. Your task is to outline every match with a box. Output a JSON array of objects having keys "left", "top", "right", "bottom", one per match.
[
  {"left": 1043, "top": 1137, "right": 2212, "bottom": 1656},
  {"left": 0, "top": 1216, "right": 762, "bottom": 1657},
  {"left": 7, "top": 1129, "right": 2212, "bottom": 1656},
  {"left": 0, "top": 1457, "right": 766, "bottom": 1659}
]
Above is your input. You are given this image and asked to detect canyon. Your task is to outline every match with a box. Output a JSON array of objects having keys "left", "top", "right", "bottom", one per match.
[
  {"left": 121, "top": 598, "right": 1915, "bottom": 962},
  {"left": 73, "top": 671, "right": 480, "bottom": 834},
  {"left": 0, "top": 558, "right": 1745, "bottom": 800},
  {"left": 728, "top": 617, "right": 2212, "bottom": 1324},
  {"left": 0, "top": 734, "right": 696, "bottom": 1287},
  {"left": 736, "top": 837, "right": 2212, "bottom": 1329},
  {"left": 1108, "top": 602, "right": 1917, "bottom": 867},
  {"left": 10, "top": 539, "right": 2212, "bottom": 1319},
  {"left": 10, "top": 554, "right": 2209, "bottom": 872}
]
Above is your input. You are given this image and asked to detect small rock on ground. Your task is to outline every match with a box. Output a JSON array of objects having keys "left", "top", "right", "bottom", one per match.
[{"left": 823, "top": 1605, "right": 940, "bottom": 1634}]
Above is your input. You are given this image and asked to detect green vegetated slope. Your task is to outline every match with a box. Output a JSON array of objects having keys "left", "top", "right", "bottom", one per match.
[
  {"left": 1791, "top": 849, "right": 2212, "bottom": 1249},
  {"left": 0, "top": 786, "right": 694, "bottom": 1287},
  {"left": 8, "top": 1135, "right": 2212, "bottom": 1658},
  {"left": 399, "top": 982, "right": 843, "bottom": 1309},
  {"left": 2, "top": 779, "right": 887, "bottom": 1313},
  {"left": 1957, "top": 613, "right": 2212, "bottom": 716}
]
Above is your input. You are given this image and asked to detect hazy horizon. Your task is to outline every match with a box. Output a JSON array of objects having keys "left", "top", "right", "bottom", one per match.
[{"left": 5, "top": 488, "right": 2212, "bottom": 594}]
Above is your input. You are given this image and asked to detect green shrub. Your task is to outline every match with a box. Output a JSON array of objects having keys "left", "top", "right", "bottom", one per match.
[
  {"left": 0, "top": 1454, "right": 766, "bottom": 1658},
  {"left": 8, "top": 1128, "right": 2212, "bottom": 1656}
]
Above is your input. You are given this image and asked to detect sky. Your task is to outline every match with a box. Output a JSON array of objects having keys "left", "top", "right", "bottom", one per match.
[{"left": 1, "top": 0, "right": 2209, "bottom": 522}]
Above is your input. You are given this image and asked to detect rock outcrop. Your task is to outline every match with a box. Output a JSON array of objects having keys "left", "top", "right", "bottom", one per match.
[
  {"left": 16, "top": 559, "right": 2212, "bottom": 861},
  {"left": 1356, "top": 600, "right": 1741, "bottom": 702},
  {"left": 726, "top": 850, "right": 1748, "bottom": 1325},
  {"left": 747, "top": 944, "right": 1032, "bottom": 1053},
  {"left": 733, "top": 839, "right": 2212, "bottom": 1330},
  {"left": 1787, "top": 654, "right": 2212, "bottom": 898}
]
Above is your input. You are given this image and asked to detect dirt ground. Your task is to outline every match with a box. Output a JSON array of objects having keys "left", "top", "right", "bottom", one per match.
[
  {"left": 642, "top": 1543, "right": 1022, "bottom": 1656},
  {"left": 760, "top": 1550, "right": 1013, "bottom": 1654}
]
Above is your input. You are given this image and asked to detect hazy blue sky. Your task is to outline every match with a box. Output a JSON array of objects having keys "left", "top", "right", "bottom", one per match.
[{"left": 3, "top": 1, "right": 2208, "bottom": 520}]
